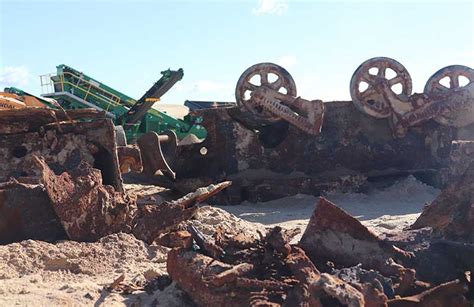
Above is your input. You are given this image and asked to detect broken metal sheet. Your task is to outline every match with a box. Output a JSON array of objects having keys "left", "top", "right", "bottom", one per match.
[
  {"left": 299, "top": 197, "right": 413, "bottom": 277},
  {"left": 0, "top": 181, "right": 67, "bottom": 244},
  {"left": 117, "top": 145, "right": 142, "bottom": 173},
  {"left": 35, "top": 156, "right": 135, "bottom": 242},
  {"left": 387, "top": 279, "right": 469, "bottom": 307},
  {"left": 155, "top": 230, "right": 193, "bottom": 249},
  {"left": 34, "top": 155, "right": 231, "bottom": 243},
  {"left": 412, "top": 161, "right": 474, "bottom": 242},
  {"left": 0, "top": 108, "right": 123, "bottom": 191}
]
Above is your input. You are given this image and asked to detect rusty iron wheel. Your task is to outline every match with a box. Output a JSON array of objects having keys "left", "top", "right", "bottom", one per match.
[
  {"left": 424, "top": 65, "right": 474, "bottom": 127},
  {"left": 350, "top": 57, "right": 412, "bottom": 118},
  {"left": 235, "top": 62, "right": 297, "bottom": 123}
]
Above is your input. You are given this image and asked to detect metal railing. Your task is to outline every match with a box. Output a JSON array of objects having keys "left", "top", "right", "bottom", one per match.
[{"left": 39, "top": 72, "right": 123, "bottom": 112}]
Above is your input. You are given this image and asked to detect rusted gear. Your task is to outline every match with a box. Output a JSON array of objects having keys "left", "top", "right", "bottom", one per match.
[
  {"left": 424, "top": 65, "right": 474, "bottom": 127},
  {"left": 350, "top": 57, "right": 412, "bottom": 118},
  {"left": 235, "top": 63, "right": 297, "bottom": 123}
]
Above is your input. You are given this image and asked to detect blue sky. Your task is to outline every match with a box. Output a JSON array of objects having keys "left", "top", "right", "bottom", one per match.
[{"left": 1, "top": 0, "right": 473, "bottom": 104}]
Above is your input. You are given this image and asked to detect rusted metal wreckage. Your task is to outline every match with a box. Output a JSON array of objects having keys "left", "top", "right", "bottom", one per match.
[
  {"left": 161, "top": 60, "right": 474, "bottom": 305},
  {"left": 171, "top": 59, "right": 474, "bottom": 203},
  {"left": 0, "top": 108, "right": 231, "bottom": 244},
  {"left": 235, "top": 63, "right": 325, "bottom": 135},
  {"left": 0, "top": 59, "right": 473, "bottom": 305},
  {"left": 350, "top": 57, "right": 474, "bottom": 137},
  {"left": 0, "top": 107, "right": 178, "bottom": 186},
  {"left": 165, "top": 196, "right": 473, "bottom": 306},
  {"left": 0, "top": 154, "right": 231, "bottom": 244}
]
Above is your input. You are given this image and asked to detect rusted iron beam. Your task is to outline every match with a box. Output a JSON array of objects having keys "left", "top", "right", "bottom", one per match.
[
  {"left": 133, "top": 181, "right": 231, "bottom": 244},
  {"left": 0, "top": 108, "right": 106, "bottom": 134},
  {"left": 167, "top": 248, "right": 255, "bottom": 306},
  {"left": 188, "top": 224, "right": 225, "bottom": 259},
  {"left": 206, "top": 263, "right": 255, "bottom": 287},
  {"left": 172, "top": 101, "right": 468, "bottom": 204}
]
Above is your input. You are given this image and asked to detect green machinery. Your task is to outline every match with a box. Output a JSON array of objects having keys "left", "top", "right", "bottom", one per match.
[{"left": 40, "top": 64, "right": 207, "bottom": 143}]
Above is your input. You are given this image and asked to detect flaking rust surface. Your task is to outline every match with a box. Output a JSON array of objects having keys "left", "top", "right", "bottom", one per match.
[
  {"left": 0, "top": 108, "right": 123, "bottom": 191},
  {"left": 35, "top": 157, "right": 135, "bottom": 242},
  {"left": 173, "top": 103, "right": 469, "bottom": 203}
]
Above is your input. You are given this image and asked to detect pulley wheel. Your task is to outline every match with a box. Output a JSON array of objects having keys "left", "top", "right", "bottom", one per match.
[
  {"left": 424, "top": 65, "right": 474, "bottom": 127},
  {"left": 350, "top": 57, "right": 412, "bottom": 118},
  {"left": 235, "top": 62, "right": 297, "bottom": 123}
]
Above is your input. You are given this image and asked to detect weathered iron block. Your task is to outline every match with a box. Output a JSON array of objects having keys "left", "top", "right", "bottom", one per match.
[
  {"left": 0, "top": 108, "right": 123, "bottom": 191},
  {"left": 174, "top": 103, "right": 471, "bottom": 203}
]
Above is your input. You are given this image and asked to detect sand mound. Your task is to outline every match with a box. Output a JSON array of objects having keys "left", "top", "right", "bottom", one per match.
[
  {"left": 189, "top": 205, "right": 266, "bottom": 238},
  {"left": 0, "top": 233, "right": 188, "bottom": 306}
]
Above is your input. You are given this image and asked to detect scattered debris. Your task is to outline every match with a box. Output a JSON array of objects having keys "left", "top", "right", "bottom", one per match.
[
  {"left": 0, "top": 154, "right": 231, "bottom": 244},
  {"left": 0, "top": 61, "right": 473, "bottom": 305},
  {"left": 166, "top": 196, "right": 472, "bottom": 306}
]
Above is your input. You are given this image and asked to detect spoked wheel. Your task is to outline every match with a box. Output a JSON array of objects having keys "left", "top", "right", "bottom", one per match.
[
  {"left": 350, "top": 57, "right": 412, "bottom": 118},
  {"left": 235, "top": 62, "right": 297, "bottom": 123},
  {"left": 424, "top": 65, "right": 474, "bottom": 127}
]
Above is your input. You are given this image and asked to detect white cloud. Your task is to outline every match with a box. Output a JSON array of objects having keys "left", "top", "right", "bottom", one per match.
[
  {"left": 192, "top": 80, "right": 233, "bottom": 93},
  {"left": 275, "top": 55, "right": 297, "bottom": 68},
  {"left": 252, "top": 0, "right": 288, "bottom": 15},
  {"left": 0, "top": 66, "right": 30, "bottom": 88}
]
